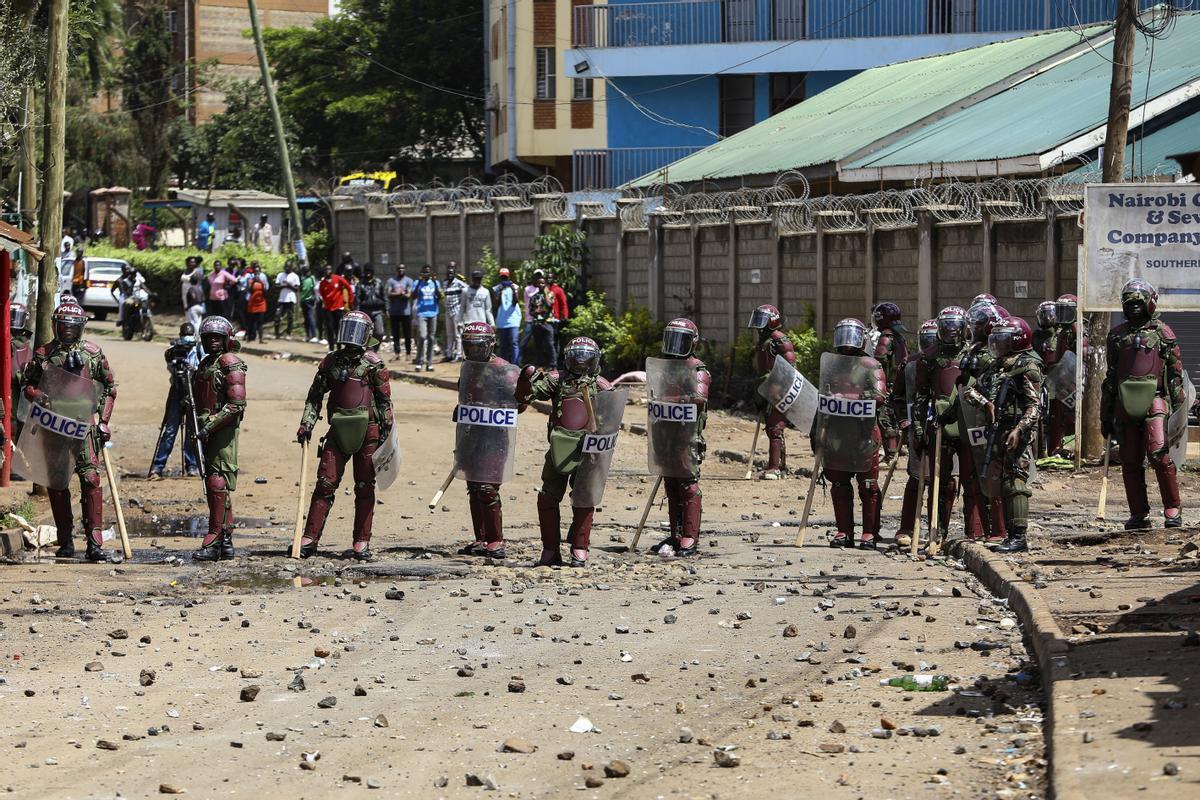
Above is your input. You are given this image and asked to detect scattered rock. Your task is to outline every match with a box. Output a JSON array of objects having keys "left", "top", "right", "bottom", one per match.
[
  {"left": 631, "top": 673, "right": 651, "bottom": 683},
  {"left": 385, "top": 590, "right": 405, "bottom": 601},
  {"left": 158, "top": 784, "right": 186, "bottom": 794},
  {"left": 507, "top": 679, "right": 526, "bottom": 693},
  {"left": 782, "top": 624, "right": 799, "bottom": 638},
  {"left": 139, "top": 669, "right": 156, "bottom": 687},
  {"left": 585, "top": 776, "right": 605, "bottom": 789},
  {"left": 604, "top": 760, "right": 630, "bottom": 778},
  {"left": 108, "top": 629, "right": 129, "bottom": 640},
  {"left": 317, "top": 696, "right": 337, "bottom": 709},
  {"left": 288, "top": 673, "right": 306, "bottom": 692},
  {"left": 240, "top": 686, "right": 261, "bottom": 703},
  {"left": 828, "top": 720, "right": 846, "bottom": 734},
  {"left": 84, "top": 661, "right": 104, "bottom": 673},
  {"left": 843, "top": 625, "right": 857, "bottom": 639},
  {"left": 501, "top": 738, "right": 536, "bottom": 754},
  {"left": 678, "top": 727, "right": 694, "bottom": 744},
  {"left": 713, "top": 748, "right": 740, "bottom": 768},
  {"left": 96, "top": 740, "right": 120, "bottom": 751},
  {"left": 1164, "top": 763, "right": 1180, "bottom": 776},
  {"left": 570, "top": 717, "right": 595, "bottom": 734},
  {"left": 557, "top": 751, "right": 575, "bottom": 761},
  {"left": 880, "top": 717, "right": 897, "bottom": 730},
  {"left": 266, "top": 732, "right": 287, "bottom": 742},
  {"left": 239, "top": 668, "right": 263, "bottom": 679},
  {"left": 819, "top": 743, "right": 845, "bottom": 754}
]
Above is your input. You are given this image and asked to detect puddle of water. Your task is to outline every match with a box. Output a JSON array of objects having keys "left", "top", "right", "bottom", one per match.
[
  {"left": 124, "top": 515, "right": 281, "bottom": 538},
  {"left": 211, "top": 574, "right": 338, "bottom": 591}
]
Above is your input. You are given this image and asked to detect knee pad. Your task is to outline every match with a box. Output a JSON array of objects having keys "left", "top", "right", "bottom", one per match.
[
  {"left": 830, "top": 479, "right": 853, "bottom": 491},
  {"left": 205, "top": 474, "right": 228, "bottom": 494},
  {"left": 354, "top": 479, "right": 376, "bottom": 492},
  {"left": 314, "top": 476, "right": 338, "bottom": 499},
  {"left": 80, "top": 470, "right": 101, "bottom": 490},
  {"left": 679, "top": 481, "right": 701, "bottom": 502}
]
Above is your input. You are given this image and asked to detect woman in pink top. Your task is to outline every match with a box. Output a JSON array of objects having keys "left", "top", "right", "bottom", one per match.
[{"left": 208, "top": 261, "right": 235, "bottom": 319}]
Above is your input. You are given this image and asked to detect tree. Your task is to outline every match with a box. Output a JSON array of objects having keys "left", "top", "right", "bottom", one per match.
[
  {"left": 121, "top": 0, "right": 177, "bottom": 196},
  {"left": 172, "top": 77, "right": 307, "bottom": 194},
  {"left": 262, "top": 0, "right": 483, "bottom": 180}
]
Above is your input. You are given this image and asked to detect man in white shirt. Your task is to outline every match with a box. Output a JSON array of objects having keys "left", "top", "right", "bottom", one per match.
[
  {"left": 274, "top": 261, "right": 301, "bottom": 338},
  {"left": 462, "top": 270, "right": 494, "bottom": 326},
  {"left": 254, "top": 215, "right": 274, "bottom": 251}
]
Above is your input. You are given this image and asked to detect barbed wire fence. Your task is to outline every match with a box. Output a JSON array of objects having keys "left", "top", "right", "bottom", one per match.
[{"left": 335, "top": 165, "right": 1181, "bottom": 232}]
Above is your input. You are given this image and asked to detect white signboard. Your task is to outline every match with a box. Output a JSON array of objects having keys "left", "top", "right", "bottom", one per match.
[{"left": 1085, "top": 183, "right": 1200, "bottom": 311}]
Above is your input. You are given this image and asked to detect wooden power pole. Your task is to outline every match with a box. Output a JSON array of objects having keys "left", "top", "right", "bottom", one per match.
[
  {"left": 35, "top": 0, "right": 69, "bottom": 347},
  {"left": 246, "top": 0, "right": 305, "bottom": 260},
  {"left": 1082, "top": 0, "right": 1138, "bottom": 459}
]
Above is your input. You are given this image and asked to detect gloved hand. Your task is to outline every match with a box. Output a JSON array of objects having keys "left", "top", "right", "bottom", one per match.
[
  {"left": 198, "top": 424, "right": 211, "bottom": 443},
  {"left": 98, "top": 422, "right": 111, "bottom": 443},
  {"left": 25, "top": 387, "right": 47, "bottom": 407},
  {"left": 1101, "top": 418, "right": 1113, "bottom": 440},
  {"left": 1005, "top": 428, "right": 1021, "bottom": 452},
  {"left": 936, "top": 406, "right": 957, "bottom": 426},
  {"left": 296, "top": 423, "right": 312, "bottom": 444}
]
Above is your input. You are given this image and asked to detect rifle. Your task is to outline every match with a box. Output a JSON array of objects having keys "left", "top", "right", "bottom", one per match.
[{"left": 980, "top": 377, "right": 1012, "bottom": 480}]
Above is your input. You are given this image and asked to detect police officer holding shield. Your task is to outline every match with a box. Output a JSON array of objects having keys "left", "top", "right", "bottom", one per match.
[
  {"left": 646, "top": 318, "right": 711, "bottom": 557},
  {"left": 748, "top": 305, "right": 796, "bottom": 479},
  {"left": 454, "top": 321, "right": 520, "bottom": 560},
  {"left": 516, "top": 336, "right": 621, "bottom": 567},
  {"left": 21, "top": 303, "right": 118, "bottom": 562},
  {"left": 296, "top": 310, "right": 395, "bottom": 559},
  {"left": 881, "top": 318, "right": 937, "bottom": 547},
  {"left": 1101, "top": 279, "right": 1186, "bottom": 530},
  {"left": 813, "top": 318, "right": 887, "bottom": 549}
]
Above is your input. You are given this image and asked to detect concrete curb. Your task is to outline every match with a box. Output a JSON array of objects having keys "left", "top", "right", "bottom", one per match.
[{"left": 951, "top": 542, "right": 1087, "bottom": 800}]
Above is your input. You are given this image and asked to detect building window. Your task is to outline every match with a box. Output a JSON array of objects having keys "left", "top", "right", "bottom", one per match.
[
  {"left": 572, "top": 78, "right": 593, "bottom": 101},
  {"left": 165, "top": 9, "right": 177, "bottom": 33},
  {"left": 719, "top": 75, "right": 755, "bottom": 138},
  {"left": 536, "top": 47, "right": 556, "bottom": 100},
  {"left": 770, "top": 72, "right": 806, "bottom": 116}
]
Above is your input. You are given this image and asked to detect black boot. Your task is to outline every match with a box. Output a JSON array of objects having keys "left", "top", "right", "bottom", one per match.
[
  {"left": 348, "top": 545, "right": 374, "bottom": 562},
  {"left": 299, "top": 539, "right": 320, "bottom": 559},
  {"left": 55, "top": 539, "right": 76, "bottom": 559},
  {"left": 649, "top": 536, "right": 680, "bottom": 555},
  {"left": 84, "top": 539, "right": 106, "bottom": 563},
  {"left": 1165, "top": 514, "right": 1184, "bottom": 529},
  {"left": 193, "top": 538, "right": 222, "bottom": 562},
  {"left": 1124, "top": 516, "right": 1152, "bottom": 531},
  {"left": 219, "top": 531, "right": 235, "bottom": 560},
  {"left": 995, "top": 528, "right": 1028, "bottom": 553}
]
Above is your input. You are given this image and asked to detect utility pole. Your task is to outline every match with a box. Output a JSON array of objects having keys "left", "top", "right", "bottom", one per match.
[
  {"left": 246, "top": 0, "right": 305, "bottom": 262},
  {"left": 35, "top": 0, "right": 68, "bottom": 347},
  {"left": 1081, "top": 0, "right": 1138, "bottom": 460},
  {"left": 19, "top": 86, "right": 37, "bottom": 231}
]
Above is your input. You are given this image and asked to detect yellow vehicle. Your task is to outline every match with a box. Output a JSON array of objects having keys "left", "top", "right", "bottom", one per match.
[{"left": 337, "top": 171, "right": 400, "bottom": 192}]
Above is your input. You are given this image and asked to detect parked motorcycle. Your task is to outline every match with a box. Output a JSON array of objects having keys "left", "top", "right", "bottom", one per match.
[{"left": 122, "top": 287, "right": 156, "bottom": 341}]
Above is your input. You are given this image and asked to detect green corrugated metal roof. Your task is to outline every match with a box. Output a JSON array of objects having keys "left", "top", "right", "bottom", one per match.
[
  {"left": 626, "top": 25, "right": 1109, "bottom": 188},
  {"left": 846, "top": 13, "right": 1200, "bottom": 172}
]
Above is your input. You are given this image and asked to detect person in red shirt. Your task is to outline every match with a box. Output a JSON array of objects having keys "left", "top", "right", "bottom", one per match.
[
  {"left": 547, "top": 271, "right": 569, "bottom": 322},
  {"left": 244, "top": 262, "right": 269, "bottom": 343},
  {"left": 318, "top": 264, "right": 354, "bottom": 351}
]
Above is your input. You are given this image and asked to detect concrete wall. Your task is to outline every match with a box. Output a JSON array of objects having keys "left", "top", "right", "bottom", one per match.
[{"left": 334, "top": 203, "right": 1086, "bottom": 344}]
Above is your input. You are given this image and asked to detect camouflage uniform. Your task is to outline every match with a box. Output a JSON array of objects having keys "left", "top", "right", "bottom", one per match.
[
  {"left": 192, "top": 348, "right": 247, "bottom": 559},
  {"left": 957, "top": 341, "right": 1004, "bottom": 540},
  {"left": 912, "top": 341, "right": 968, "bottom": 536}
]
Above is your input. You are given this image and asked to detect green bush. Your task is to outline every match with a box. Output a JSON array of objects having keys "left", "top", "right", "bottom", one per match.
[
  {"left": 85, "top": 243, "right": 291, "bottom": 311},
  {"left": 561, "top": 291, "right": 665, "bottom": 376},
  {"left": 704, "top": 308, "right": 831, "bottom": 409},
  {"left": 303, "top": 228, "right": 333, "bottom": 267}
]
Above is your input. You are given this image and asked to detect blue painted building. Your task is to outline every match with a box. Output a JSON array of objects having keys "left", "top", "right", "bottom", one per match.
[{"left": 562, "top": 0, "right": 1145, "bottom": 189}]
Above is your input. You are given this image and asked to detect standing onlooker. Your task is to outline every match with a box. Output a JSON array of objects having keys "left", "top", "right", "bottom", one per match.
[
  {"left": 442, "top": 262, "right": 468, "bottom": 362},
  {"left": 244, "top": 262, "right": 269, "bottom": 343},
  {"left": 71, "top": 244, "right": 87, "bottom": 302},
  {"left": 61, "top": 229, "right": 75, "bottom": 257},
  {"left": 356, "top": 264, "right": 387, "bottom": 349},
  {"left": 521, "top": 269, "right": 545, "bottom": 359},
  {"left": 253, "top": 214, "right": 273, "bottom": 251},
  {"left": 462, "top": 270, "right": 494, "bottom": 326},
  {"left": 318, "top": 264, "right": 353, "bottom": 350},
  {"left": 413, "top": 265, "right": 442, "bottom": 372},
  {"left": 299, "top": 265, "right": 318, "bottom": 342},
  {"left": 274, "top": 260, "right": 300, "bottom": 338},
  {"left": 185, "top": 272, "right": 205, "bottom": 332},
  {"left": 386, "top": 263, "right": 414, "bottom": 360},
  {"left": 525, "top": 272, "right": 558, "bottom": 368},
  {"left": 197, "top": 212, "right": 216, "bottom": 251},
  {"left": 547, "top": 270, "right": 570, "bottom": 325},
  {"left": 232, "top": 259, "right": 249, "bottom": 332},
  {"left": 207, "top": 259, "right": 235, "bottom": 319},
  {"left": 493, "top": 267, "right": 522, "bottom": 364},
  {"left": 180, "top": 255, "right": 201, "bottom": 308}
]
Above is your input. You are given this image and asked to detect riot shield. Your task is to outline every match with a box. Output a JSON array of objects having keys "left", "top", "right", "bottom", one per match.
[
  {"left": 1168, "top": 371, "right": 1195, "bottom": 467},
  {"left": 13, "top": 367, "right": 100, "bottom": 490},
  {"left": 372, "top": 424, "right": 401, "bottom": 492},
  {"left": 571, "top": 388, "right": 628, "bottom": 507},
  {"left": 757, "top": 354, "right": 819, "bottom": 432},
  {"left": 813, "top": 352, "right": 881, "bottom": 473},
  {"left": 646, "top": 357, "right": 702, "bottom": 478},
  {"left": 958, "top": 398, "right": 997, "bottom": 497},
  {"left": 453, "top": 360, "right": 521, "bottom": 484},
  {"left": 1045, "top": 350, "right": 1077, "bottom": 408}
]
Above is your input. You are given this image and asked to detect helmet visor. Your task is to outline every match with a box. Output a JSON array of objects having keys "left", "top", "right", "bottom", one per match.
[
  {"left": 937, "top": 318, "right": 965, "bottom": 344},
  {"left": 919, "top": 331, "right": 938, "bottom": 351},
  {"left": 56, "top": 320, "right": 83, "bottom": 344},
  {"left": 1055, "top": 300, "right": 1076, "bottom": 324},
  {"left": 564, "top": 343, "right": 600, "bottom": 375},
  {"left": 833, "top": 323, "right": 865, "bottom": 352},
  {"left": 747, "top": 308, "right": 773, "bottom": 329},
  {"left": 463, "top": 336, "right": 494, "bottom": 362},
  {"left": 1035, "top": 305, "right": 1057, "bottom": 327},
  {"left": 662, "top": 328, "right": 694, "bottom": 357},
  {"left": 988, "top": 330, "right": 1015, "bottom": 359},
  {"left": 10, "top": 306, "right": 28, "bottom": 330},
  {"left": 337, "top": 315, "right": 371, "bottom": 347}
]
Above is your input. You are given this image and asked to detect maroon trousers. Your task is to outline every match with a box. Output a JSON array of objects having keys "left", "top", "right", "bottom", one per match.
[
  {"left": 303, "top": 424, "right": 379, "bottom": 545},
  {"left": 1118, "top": 400, "right": 1181, "bottom": 518},
  {"left": 466, "top": 481, "right": 503, "bottom": 545},
  {"left": 49, "top": 435, "right": 104, "bottom": 548},
  {"left": 764, "top": 408, "right": 787, "bottom": 471},
  {"left": 826, "top": 455, "right": 881, "bottom": 539},
  {"left": 663, "top": 477, "right": 701, "bottom": 543}
]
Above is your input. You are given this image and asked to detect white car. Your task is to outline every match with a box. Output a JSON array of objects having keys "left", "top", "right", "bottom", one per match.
[{"left": 57, "top": 256, "right": 127, "bottom": 321}]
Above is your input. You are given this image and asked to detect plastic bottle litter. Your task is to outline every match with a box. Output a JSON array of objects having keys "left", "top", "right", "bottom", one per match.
[{"left": 879, "top": 674, "right": 951, "bottom": 692}]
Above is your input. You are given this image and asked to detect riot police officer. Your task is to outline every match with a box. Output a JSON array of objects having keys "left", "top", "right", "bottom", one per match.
[{"left": 748, "top": 305, "right": 795, "bottom": 479}]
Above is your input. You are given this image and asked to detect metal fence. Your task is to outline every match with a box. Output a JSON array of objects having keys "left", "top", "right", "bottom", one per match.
[
  {"left": 573, "top": 0, "right": 1136, "bottom": 49},
  {"left": 572, "top": 146, "right": 707, "bottom": 190}
]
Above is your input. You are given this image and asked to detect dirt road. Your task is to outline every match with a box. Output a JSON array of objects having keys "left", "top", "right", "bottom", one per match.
[{"left": 2, "top": 333, "right": 1048, "bottom": 798}]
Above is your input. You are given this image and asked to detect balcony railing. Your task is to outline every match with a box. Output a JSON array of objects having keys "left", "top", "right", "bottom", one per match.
[
  {"left": 573, "top": 0, "right": 1128, "bottom": 49},
  {"left": 574, "top": 146, "right": 706, "bottom": 190}
]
